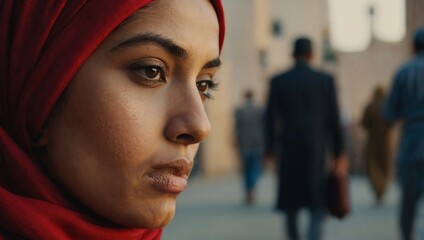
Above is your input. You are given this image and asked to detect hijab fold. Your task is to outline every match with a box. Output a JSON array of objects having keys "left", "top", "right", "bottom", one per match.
[{"left": 0, "top": 0, "right": 225, "bottom": 239}]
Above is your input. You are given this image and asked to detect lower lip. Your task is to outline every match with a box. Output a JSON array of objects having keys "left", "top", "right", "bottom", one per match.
[{"left": 147, "top": 173, "right": 188, "bottom": 194}]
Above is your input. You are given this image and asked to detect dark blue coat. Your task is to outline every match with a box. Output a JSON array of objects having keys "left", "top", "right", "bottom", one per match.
[{"left": 265, "top": 60, "right": 344, "bottom": 211}]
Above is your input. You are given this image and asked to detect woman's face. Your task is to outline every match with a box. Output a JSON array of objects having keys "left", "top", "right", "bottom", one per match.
[{"left": 42, "top": 0, "right": 220, "bottom": 228}]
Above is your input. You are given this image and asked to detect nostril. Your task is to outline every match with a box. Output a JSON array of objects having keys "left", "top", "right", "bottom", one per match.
[{"left": 176, "top": 134, "right": 196, "bottom": 143}]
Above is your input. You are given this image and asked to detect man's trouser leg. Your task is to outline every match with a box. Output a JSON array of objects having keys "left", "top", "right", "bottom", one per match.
[
  {"left": 286, "top": 209, "right": 299, "bottom": 240},
  {"left": 307, "top": 208, "right": 326, "bottom": 240}
]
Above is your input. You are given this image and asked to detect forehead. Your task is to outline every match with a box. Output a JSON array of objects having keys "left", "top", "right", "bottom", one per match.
[{"left": 103, "top": 0, "right": 220, "bottom": 56}]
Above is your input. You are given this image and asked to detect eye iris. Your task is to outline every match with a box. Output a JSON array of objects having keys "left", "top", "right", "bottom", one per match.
[
  {"left": 145, "top": 67, "right": 159, "bottom": 79},
  {"left": 197, "top": 82, "right": 208, "bottom": 92}
]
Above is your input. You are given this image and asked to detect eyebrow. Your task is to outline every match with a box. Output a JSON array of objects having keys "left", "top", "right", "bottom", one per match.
[
  {"left": 204, "top": 57, "right": 221, "bottom": 69},
  {"left": 110, "top": 33, "right": 221, "bottom": 69},
  {"left": 110, "top": 33, "right": 187, "bottom": 58}
]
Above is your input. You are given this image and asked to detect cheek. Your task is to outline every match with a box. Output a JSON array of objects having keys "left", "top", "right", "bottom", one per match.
[
  {"left": 45, "top": 73, "right": 174, "bottom": 227},
  {"left": 68, "top": 76, "right": 163, "bottom": 170},
  {"left": 46, "top": 69, "right": 168, "bottom": 196},
  {"left": 88, "top": 100, "right": 153, "bottom": 163}
]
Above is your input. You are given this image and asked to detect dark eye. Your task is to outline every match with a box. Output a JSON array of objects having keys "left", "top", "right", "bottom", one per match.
[
  {"left": 135, "top": 66, "right": 163, "bottom": 81},
  {"left": 196, "top": 80, "right": 219, "bottom": 99},
  {"left": 128, "top": 61, "right": 167, "bottom": 87},
  {"left": 196, "top": 81, "right": 209, "bottom": 92},
  {"left": 140, "top": 67, "right": 161, "bottom": 80}
]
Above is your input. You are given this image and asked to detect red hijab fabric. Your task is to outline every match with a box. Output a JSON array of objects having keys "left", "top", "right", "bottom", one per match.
[{"left": 0, "top": 0, "right": 225, "bottom": 239}]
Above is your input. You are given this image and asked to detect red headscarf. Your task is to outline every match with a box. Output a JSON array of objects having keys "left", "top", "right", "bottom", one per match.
[{"left": 0, "top": 0, "right": 225, "bottom": 239}]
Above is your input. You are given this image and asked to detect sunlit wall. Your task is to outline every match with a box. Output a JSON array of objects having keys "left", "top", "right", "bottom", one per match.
[
  {"left": 328, "top": 0, "right": 406, "bottom": 52},
  {"left": 201, "top": 0, "right": 413, "bottom": 175}
]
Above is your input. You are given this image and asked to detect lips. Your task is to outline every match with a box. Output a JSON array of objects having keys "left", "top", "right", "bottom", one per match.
[{"left": 147, "top": 159, "right": 193, "bottom": 194}]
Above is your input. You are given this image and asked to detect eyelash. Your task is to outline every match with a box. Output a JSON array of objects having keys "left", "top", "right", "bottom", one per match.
[
  {"left": 197, "top": 80, "right": 219, "bottom": 99},
  {"left": 128, "top": 62, "right": 167, "bottom": 87},
  {"left": 128, "top": 61, "right": 219, "bottom": 99}
]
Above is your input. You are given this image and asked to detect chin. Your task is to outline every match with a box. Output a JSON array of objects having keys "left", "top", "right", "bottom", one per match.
[
  {"left": 142, "top": 213, "right": 175, "bottom": 229},
  {"left": 141, "top": 208, "right": 176, "bottom": 229},
  {"left": 118, "top": 197, "right": 177, "bottom": 229}
]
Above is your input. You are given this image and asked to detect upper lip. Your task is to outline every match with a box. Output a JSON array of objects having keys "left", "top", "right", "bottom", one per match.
[{"left": 151, "top": 158, "right": 193, "bottom": 179}]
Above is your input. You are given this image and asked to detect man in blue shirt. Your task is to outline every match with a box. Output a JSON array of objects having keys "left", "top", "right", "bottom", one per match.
[
  {"left": 235, "top": 90, "right": 264, "bottom": 205},
  {"left": 383, "top": 28, "right": 424, "bottom": 240}
]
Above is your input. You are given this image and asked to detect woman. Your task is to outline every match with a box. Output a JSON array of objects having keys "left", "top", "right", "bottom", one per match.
[
  {"left": 0, "top": 0, "right": 225, "bottom": 239},
  {"left": 361, "top": 85, "right": 393, "bottom": 205}
]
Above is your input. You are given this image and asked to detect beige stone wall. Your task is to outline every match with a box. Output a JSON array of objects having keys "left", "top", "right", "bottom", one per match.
[
  {"left": 335, "top": 0, "right": 424, "bottom": 123},
  {"left": 267, "top": 0, "right": 328, "bottom": 74},
  {"left": 336, "top": 40, "right": 408, "bottom": 123},
  {"left": 407, "top": 0, "right": 424, "bottom": 33},
  {"left": 199, "top": 0, "right": 422, "bottom": 175},
  {"left": 200, "top": 0, "right": 260, "bottom": 175}
]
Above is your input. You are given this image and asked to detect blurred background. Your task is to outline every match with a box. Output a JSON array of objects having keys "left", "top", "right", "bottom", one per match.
[{"left": 163, "top": 0, "right": 424, "bottom": 239}]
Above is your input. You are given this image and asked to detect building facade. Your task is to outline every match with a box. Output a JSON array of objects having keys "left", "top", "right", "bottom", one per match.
[{"left": 199, "top": 0, "right": 424, "bottom": 175}]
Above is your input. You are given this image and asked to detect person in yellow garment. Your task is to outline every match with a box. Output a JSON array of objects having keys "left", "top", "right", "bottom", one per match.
[{"left": 361, "top": 85, "right": 393, "bottom": 205}]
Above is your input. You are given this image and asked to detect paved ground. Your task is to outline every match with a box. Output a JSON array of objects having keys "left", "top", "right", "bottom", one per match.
[{"left": 162, "top": 172, "right": 424, "bottom": 240}]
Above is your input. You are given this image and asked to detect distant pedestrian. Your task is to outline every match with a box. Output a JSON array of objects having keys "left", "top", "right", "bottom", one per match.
[
  {"left": 382, "top": 28, "right": 424, "bottom": 240},
  {"left": 361, "top": 85, "right": 393, "bottom": 205},
  {"left": 235, "top": 90, "right": 264, "bottom": 205},
  {"left": 265, "top": 37, "right": 348, "bottom": 240}
]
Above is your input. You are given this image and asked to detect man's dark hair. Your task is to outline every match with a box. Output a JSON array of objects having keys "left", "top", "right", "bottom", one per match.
[
  {"left": 244, "top": 89, "right": 253, "bottom": 100},
  {"left": 414, "top": 28, "right": 424, "bottom": 54},
  {"left": 293, "top": 37, "right": 312, "bottom": 57}
]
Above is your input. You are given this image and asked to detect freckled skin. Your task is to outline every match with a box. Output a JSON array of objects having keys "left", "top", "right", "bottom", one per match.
[{"left": 42, "top": 0, "right": 220, "bottom": 228}]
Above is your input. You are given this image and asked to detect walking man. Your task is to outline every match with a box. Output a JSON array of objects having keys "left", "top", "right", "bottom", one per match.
[
  {"left": 382, "top": 28, "right": 424, "bottom": 240},
  {"left": 235, "top": 90, "right": 264, "bottom": 205},
  {"left": 265, "top": 37, "right": 347, "bottom": 240}
]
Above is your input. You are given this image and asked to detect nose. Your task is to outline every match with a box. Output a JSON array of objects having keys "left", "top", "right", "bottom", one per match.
[{"left": 164, "top": 87, "right": 211, "bottom": 145}]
